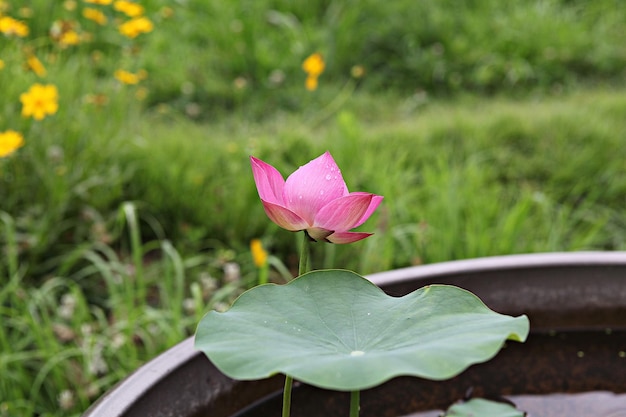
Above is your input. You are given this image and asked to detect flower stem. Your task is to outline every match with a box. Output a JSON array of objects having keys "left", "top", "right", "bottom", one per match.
[
  {"left": 350, "top": 390, "right": 360, "bottom": 417},
  {"left": 258, "top": 262, "right": 269, "bottom": 285},
  {"left": 282, "top": 232, "right": 311, "bottom": 417},
  {"left": 282, "top": 375, "right": 293, "bottom": 417},
  {"left": 299, "top": 231, "right": 310, "bottom": 276}
]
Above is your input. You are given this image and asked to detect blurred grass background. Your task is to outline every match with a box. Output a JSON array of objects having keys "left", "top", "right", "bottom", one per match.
[{"left": 1, "top": 0, "right": 625, "bottom": 415}]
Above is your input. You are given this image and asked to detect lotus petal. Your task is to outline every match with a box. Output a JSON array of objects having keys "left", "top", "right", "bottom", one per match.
[
  {"left": 284, "top": 152, "right": 348, "bottom": 223},
  {"left": 250, "top": 152, "right": 382, "bottom": 244},
  {"left": 349, "top": 193, "right": 384, "bottom": 228},
  {"left": 305, "top": 227, "right": 334, "bottom": 242},
  {"left": 327, "top": 231, "right": 373, "bottom": 244},
  {"left": 261, "top": 201, "right": 309, "bottom": 231},
  {"left": 251, "top": 156, "right": 286, "bottom": 206},
  {"left": 314, "top": 193, "right": 375, "bottom": 231}
]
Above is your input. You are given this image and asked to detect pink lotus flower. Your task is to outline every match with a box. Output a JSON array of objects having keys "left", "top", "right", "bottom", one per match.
[{"left": 250, "top": 152, "right": 383, "bottom": 244}]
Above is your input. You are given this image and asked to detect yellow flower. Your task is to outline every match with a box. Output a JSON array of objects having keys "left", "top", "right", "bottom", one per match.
[
  {"left": 302, "top": 52, "right": 325, "bottom": 77},
  {"left": 50, "top": 20, "right": 83, "bottom": 48},
  {"left": 113, "top": 1, "right": 144, "bottom": 17},
  {"left": 114, "top": 69, "right": 139, "bottom": 84},
  {"left": 114, "top": 69, "right": 142, "bottom": 84},
  {"left": 26, "top": 55, "right": 47, "bottom": 77},
  {"left": 118, "top": 16, "right": 153, "bottom": 38},
  {"left": 0, "top": 130, "right": 24, "bottom": 158},
  {"left": 83, "top": 8, "right": 107, "bottom": 25},
  {"left": 50, "top": 20, "right": 79, "bottom": 45},
  {"left": 302, "top": 52, "right": 325, "bottom": 91},
  {"left": 0, "top": 59, "right": 4, "bottom": 70},
  {"left": 0, "top": 16, "right": 29, "bottom": 37},
  {"left": 250, "top": 239, "right": 268, "bottom": 268},
  {"left": 59, "top": 30, "right": 81, "bottom": 46},
  {"left": 83, "top": 0, "right": 112, "bottom": 4},
  {"left": 20, "top": 84, "right": 59, "bottom": 120},
  {"left": 305, "top": 76, "right": 318, "bottom": 91}
]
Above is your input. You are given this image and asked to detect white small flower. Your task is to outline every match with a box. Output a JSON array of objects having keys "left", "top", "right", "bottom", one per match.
[
  {"left": 111, "top": 333, "right": 126, "bottom": 350},
  {"left": 214, "top": 302, "right": 229, "bottom": 312},
  {"left": 200, "top": 273, "right": 217, "bottom": 294},
  {"left": 81, "top": 324, "right": 93, "bottom": 336},
  {"left": 85, "top": 383, "right": 100, "bottom": 399},
  {"left": 183, "top": 298, "right": 195, "bottom": 314},
  {"left": 58, "top": 293, "right": 77, "bottom": 319},
  {"left": 223, "top": 262, "right": 240, "bottom": 283},
  {"left": 58, "top": 390, "right": 75, "bottom": 410},
  {"left": 148, "top": 323, "right": 160, "bottom": 336},
  {"left": 88, "top": 342, "right": 108, "bottom": 376}
]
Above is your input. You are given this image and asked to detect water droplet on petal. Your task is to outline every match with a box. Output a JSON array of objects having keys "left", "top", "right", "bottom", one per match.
[{"left": 325, "top": 174, "right": 332, "bottom": 180}]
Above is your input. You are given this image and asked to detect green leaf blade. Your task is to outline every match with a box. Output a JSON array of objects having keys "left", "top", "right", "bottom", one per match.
[{"left": 195, "top": 270, "right": 529, "bottom": 391}]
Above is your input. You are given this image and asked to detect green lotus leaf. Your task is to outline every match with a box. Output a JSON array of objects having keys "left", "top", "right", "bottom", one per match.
[
  {"left": 445, "top": 398, "right": 525, "bottom": 417},
  {"left": 194, "top": 269, "right": 529, "bottom": 391}
]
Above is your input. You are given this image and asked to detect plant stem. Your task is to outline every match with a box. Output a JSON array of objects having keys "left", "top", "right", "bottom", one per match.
[
  {"left": 258, "top": 262, "right": 269, "bottom": 285},
  {"left": 350, "top": 390, "right": 360, "bottom": 417},
  {"left": 282, "top": 375, "right": 293, "bottom": 417},
  {"left": 299, "top": 231, "right": 310, "bottom": 276},
  {"left": 282, "top": 232, "right": 311, "bottom": 417}
]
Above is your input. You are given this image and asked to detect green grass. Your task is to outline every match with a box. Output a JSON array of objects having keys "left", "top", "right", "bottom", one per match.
[
  {"left": 1, "top": 0, "right": 626, "bottom": 416},
  {"left": 126, "top": 87, "right": 626, "bottom": 273},
  {"left": 1, "top": 203, "right": 246, "bottom": 416},
  {"left": 143, "top": 0, "right": 626, "bottom": 112}
]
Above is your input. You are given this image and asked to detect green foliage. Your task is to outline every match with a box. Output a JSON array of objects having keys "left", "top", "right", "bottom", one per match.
[
  {"left": 145, "top": 0, "right": 626, "bottom": 111},
  {"left": 0, "top": 204, "right": 245, "bottom": 416},
  {"left": 195, "top": 270, "right": 528, "bottom": 391},
  {"left": 123, "top": 90, "right": 626, "bottom": 273},
  {"left": 0, "top": 0, "right": 625, "bottom": 416}
]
